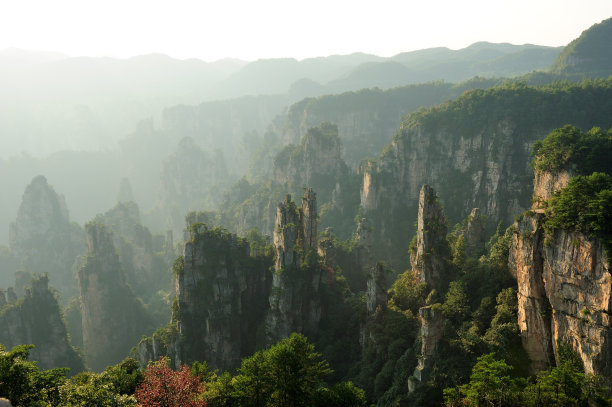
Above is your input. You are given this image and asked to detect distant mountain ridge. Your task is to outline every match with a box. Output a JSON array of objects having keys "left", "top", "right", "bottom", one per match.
[{"left": 551, "top": 17, "right": 612, "bottom": 76}]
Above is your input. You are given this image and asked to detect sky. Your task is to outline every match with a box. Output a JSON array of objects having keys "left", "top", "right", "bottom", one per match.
[{"left": 1, "top": 0, "right": 611, "bottom": 62}]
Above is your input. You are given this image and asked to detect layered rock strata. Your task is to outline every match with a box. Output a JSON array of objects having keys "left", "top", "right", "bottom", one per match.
[{"left": 511, "top": 170, "right": 611, "bottom": 377}]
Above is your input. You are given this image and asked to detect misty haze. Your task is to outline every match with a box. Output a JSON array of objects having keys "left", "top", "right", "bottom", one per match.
[{"left": 1, "top": 4, "right": 612, "bottom": 406}]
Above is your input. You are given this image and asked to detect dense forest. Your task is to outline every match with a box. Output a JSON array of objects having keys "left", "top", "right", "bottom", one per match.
[{"left": 1, "top": 15, "right": 612, "bottom": 407}]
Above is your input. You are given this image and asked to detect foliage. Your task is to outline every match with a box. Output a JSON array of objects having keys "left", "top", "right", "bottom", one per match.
[
  {"left": 388, "top": 269, "right": 428, "bottom": 314},
  {"left": 444, "top": 350, "right": 612, "bottom": 406},
  {"left": 531, "top": 125, "right": 612, "bottom": 174},
  {"left": 202, "top": 333, "right": 364, "bottom": 407},
  {"left": 135, "top": 357, "right": 206, "bottom": 407},
  {"left": 543, "top": 172, "right": 612, "bottom": 253},
  {"left": 0, "top": 344, "right": 67, "bottom": 406}
]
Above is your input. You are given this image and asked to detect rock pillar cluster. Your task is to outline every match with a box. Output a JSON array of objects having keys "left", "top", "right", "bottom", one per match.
[
  {"left": 78, "top": 223, "right": 152, "bottom": 371},
  {"left": 267, "top": 189, "right": 322, "bottom": 343}
]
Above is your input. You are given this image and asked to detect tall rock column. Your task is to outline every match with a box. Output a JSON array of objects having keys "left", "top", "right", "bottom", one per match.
[
  {"left": 78, "top": 223, "right": 152, "bottom": 371},
  {"left": 410, "top": 185, "right": 451, "bottom": 293},
  {"left": 511, "top": 168, "right": 611, "bottom": 377},
  {"left": 267, "top": 189, "right": 322, "bottom": 343},
  {"left": 300, "top": 188, "right": 317, "bottom": 251}
]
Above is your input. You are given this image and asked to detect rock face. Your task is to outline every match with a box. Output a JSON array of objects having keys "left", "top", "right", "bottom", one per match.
[
  {"left": 273, "top": 123, "right": 347, "bottom": 192},
  {"left": 0, "top": 275, "right": 83, "bottom": 372},
  {"left": 531, "top": 169, "right": 574, "bottom": 210},
  {"left": 511, "top": 171, "right": 611, "bottom": 378},
  {"left": 409, "top": 305, "right": 445, "bottom": 392},
  {"left": 93, "top": 202, "right": 170, "bottom": 300},
  {"left": 359, "top": 85, "right": 612, "bottom": 267},
  {"left": 410, "top": 185, "right": 451, "bottom": 292},
  {"left": 9, "top": 176, "right": 84, "bottom": 296},
  {"left": 78, "top": 223, "right": 153, "bottom": 371},
  {"left": 155, "top": 137, "right": 231, "bottom": 234},
  {"left": 366, "top": 262, "right": 387, "bottom": 315},
  {"left": 267, "top": 190, "right": 322, "bottom": 343},
  {"left": 465, "top": 208, "right": 486, "bottom": 257},
  {"left": 171, "top": 221, "right": 272, "bottom": 370}
]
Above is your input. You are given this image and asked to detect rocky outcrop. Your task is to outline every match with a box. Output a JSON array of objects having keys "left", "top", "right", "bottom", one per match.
[
  {"left": 273, "top": 123, "right": 347, "bottom": 193},
  {"left": 170, "top": 221, "right": 272, "bottom": 370},
  {"left": 78, "top": 223, "right": 153, "bottom": 371},
  {"left": 267, "top": 190, "right": 323, "bottom": 343},
  {"left": 409, "top": 305, "right": 445, "bottom": 392},
  {"left": 366, "top": 262, "right": 387, "bottom": 315},
  {"left": 510, "top": 214, "right": 556, "bottom": 372},
  {"left": 531, "top": 169, "right": 574, "bottom": 210},
  {"left": 0, "top": 275, "right": 83, "bottom": 372},
  {"left": 137, "top": 215, "right": 273, "bottom": 371},
  {"left": 93, "top": 202, "right": 170, "bottom": 300},
  {"left": 465, "top": 208, "right": 486, "bottom": 257},
  {"left": 359, "top": 85, "right": 612, "bottom": 268},
  {"left": 410, "top": 185, "right": 451, "bottom": 292},
  {"left": 511, "top": 171, "right": 611, "bottom": 378},
  {"left": 8, "top": 176, "right": 84, "bottom": 297},
  {"left": 154, "top": 137, "right": 231, "bottom": 234}
]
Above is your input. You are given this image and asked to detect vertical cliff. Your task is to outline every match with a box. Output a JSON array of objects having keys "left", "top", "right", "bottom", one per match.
[
  {"left": 511, "top": 125, "right": 612, "bottom": 378},
  {"left": 78, "top": 223, "right": 153, "bottom": 371},
  {"left": 359, "top": 85, "right": 612, "bottom": 268},
  {"left": 511, "top": 164, "right": 611, "bottom": 378},
  {"left": 267, "top": 189, "right": 323, "bottom": 343},
  {"left": 172, "top": 221, "right": 272, "bottom": 370},
  {"left": 410, "top": 185, "right": 452, "bottom": 293},
  {"left": 9, "top": 176, "right": 84, "bottom": 297},
  {"left": 512, "top": 210, "right": 610, "bottom": 377},
  {"left": 138, "top": 216, "right": 273, "bottom": 371},
  {"left": 0, "top": 275, "right": 83, "bottom": 372}
]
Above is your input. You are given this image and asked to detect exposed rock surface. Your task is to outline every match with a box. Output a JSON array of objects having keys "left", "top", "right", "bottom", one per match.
[
  {"left": 366, "top": 262, "right": 387, "bottom": 315},
  {"left": 154, "top": 137, "right": 231, "bottom": 235},
  {"left": 410, "top": 185, "right": 451, "bottom": 292},
  {"left": 0, "top": 275, "right": 83, "bottom": 372},
  {"left": 409, "top": 305, "right": 445, "bottom": 392},
  {"left": 8, "top": 176, "right": 84, "bottom": 297},
  {"left": 465, "top": 208, "right": 486, "bottom": 257},
  {"left": 93, "top": 202, "right": 170, "bottom": 300},
  {"left": 267, "top": 189, "right": 323, "bottom": 343},
  {"left": 173, "top": 222, "right": 272, "bottom": 370},
  {"left": 138, "top": 215, "right": 273, "bottom": 371},
  {"left": 531, "top": 169, "right": 574, "bottom": 210},
  {"left": 359, "top": 86, "right": 612, "bottom": 267},
  {"left": 78, "top": 223, "right": 153, "bottom": 371},
  {"left": 511, "top": 170, "right": 611, "bottom": 378}
]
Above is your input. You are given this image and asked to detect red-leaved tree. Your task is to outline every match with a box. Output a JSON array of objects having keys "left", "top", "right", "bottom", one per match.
[{"left": 135, "top": 357, "right": 206, "bottom": 407}]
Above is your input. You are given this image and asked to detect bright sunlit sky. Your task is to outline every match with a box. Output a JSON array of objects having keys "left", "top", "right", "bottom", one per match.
[{"left": 1, "top": 0, "right": 612, "bottom": 62}]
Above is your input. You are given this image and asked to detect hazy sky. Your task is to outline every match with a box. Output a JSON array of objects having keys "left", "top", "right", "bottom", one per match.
[{"left": 2, "top": 0, "right": 611, "bottom": 61}]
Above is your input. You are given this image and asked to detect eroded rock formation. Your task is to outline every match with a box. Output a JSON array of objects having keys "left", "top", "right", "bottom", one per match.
[
  {"left": 409, "top": 305, "right": 445, "bottom": 392},
  {"left": 9, "top": 176, "right": 84, "bottom": 296},
  {"left": 511, "top": 170, "right": 611, "bottom": 377},
  {"left": 410, "top": 185, "right": 451, "bottom": 292},
  {"left": 267, "top": 189, "right": 323, "bottom": 343},
  {"left": 78, "top": 223, "right": 153, "bottom": 371},
  {"left": 173, "top": 221, "right": 272, "bottom": 370},
  {"left": 0, "top": 275, "right": 83, "bottom": 372}
]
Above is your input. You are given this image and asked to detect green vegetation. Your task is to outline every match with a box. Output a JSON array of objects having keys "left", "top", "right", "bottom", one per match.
[
  {"left": 532, "top": 125, "right": 612, "bottom": 174},
  {"left": 551, "top": 17, "right": 612, "bottom": 76},
  {"left": 403, "top": 80, "right": 612, "bottom": 139},
  {"left": 543, "top": 172, "right": 612, "bottom": 253},
  {"left": 443, "top": 348, "right": 611, "bottom": 406}
]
